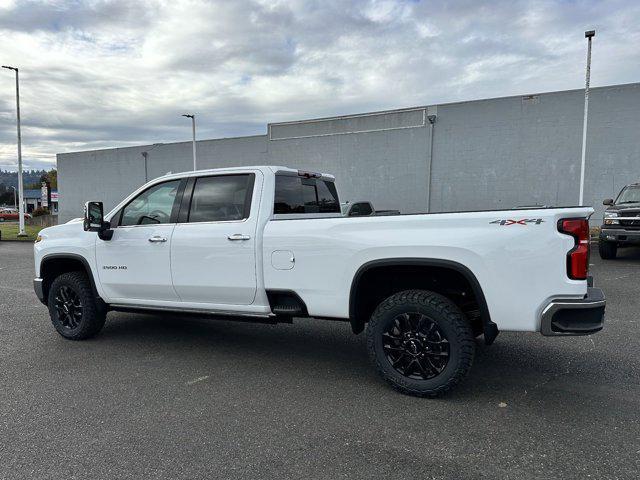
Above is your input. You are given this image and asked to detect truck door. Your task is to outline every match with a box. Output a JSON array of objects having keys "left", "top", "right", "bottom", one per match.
[
  {"left": 95, "top": 179, "right": 183, "bottom": 302},
  {"left": 170, "top": 171, "right": 260, "bottom": 305}
]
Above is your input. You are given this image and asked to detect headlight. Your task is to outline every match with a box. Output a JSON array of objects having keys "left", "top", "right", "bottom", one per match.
[
  {"left": 604, "top": 211, "right": 619, "bottom": 225},
  {"left": 35, "top": 235, "right": 43, "bottom": 243}
]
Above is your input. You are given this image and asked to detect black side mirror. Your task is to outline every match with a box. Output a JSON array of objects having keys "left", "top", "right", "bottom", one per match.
[
  {"left": 84, "top": 201, "right": 104, "bottom": 231},
  {"left": 603, "top": 198, "right": 614, "bottom": 206},
  {"left": 84, "top": 201, "right": 113, "bottom": 240}
]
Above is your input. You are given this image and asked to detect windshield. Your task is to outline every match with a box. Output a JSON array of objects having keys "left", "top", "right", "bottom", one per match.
[{"left": 616, "top": 186, "right": 640, "bottom": 204}]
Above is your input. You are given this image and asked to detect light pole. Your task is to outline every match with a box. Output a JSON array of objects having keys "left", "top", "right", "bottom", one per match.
[
  {"left": 10, "top": 186, "right": 17, "bottom": 208},
  {"left": 2, "top": 65, "right": 26, "bottom": 235},
  {"left": 182, "top": 114, "right": 197, "bottom": 171},
  {"left": 140, "top": 143, "right": 164, "bottom": 183},
  {"left": 578, "top": 30, "right": 595, "bottom": 206}
]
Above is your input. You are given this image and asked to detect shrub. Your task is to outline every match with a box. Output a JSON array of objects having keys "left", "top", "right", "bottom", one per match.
[{"left": 32, "top": 207, "right": 50, "bottom": 217}]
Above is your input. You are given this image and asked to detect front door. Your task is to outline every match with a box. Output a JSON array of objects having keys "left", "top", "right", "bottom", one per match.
[
  {"left": 171, "top": 172, "right": 260, "bottom": 306},
  {"left": 96, "top": 179, "right": 182, "bottom": 302}
]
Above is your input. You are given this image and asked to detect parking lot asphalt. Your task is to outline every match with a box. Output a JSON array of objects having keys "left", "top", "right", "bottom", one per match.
[{"left": 1, "top": 241, "right": 639, "bottom": 480}]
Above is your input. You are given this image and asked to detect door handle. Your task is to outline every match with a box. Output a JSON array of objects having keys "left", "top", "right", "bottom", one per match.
[
  {"left": 227, "top": 233, "right": 251, "bottom": 241},
  {"left": 148, "top": 236, "right": 167, "bottom": 243}
]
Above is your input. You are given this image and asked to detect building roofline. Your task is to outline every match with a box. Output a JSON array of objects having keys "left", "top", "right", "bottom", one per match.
[
  {"left": 57, "top": 81, "right": 639, "bottom": 157},
  {"left": 57, "top": 133, "right": 267, "bottom": 157},
  {"left": 268, "top": 81, "right": 640, "bottom": 125}
]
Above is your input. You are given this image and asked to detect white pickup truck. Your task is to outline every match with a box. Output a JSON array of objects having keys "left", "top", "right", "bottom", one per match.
[{"left": 33, "top": 166, "right": 605, "bottom": 397}]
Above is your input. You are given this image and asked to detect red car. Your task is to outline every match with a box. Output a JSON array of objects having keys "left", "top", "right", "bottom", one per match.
[{"left": 0, "top": 209, "right": 31, "bottom": 222}]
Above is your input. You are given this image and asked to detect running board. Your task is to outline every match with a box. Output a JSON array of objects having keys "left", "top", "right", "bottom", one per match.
[{"left": 108, "top": 304, "right": 292, "bottom": 324}]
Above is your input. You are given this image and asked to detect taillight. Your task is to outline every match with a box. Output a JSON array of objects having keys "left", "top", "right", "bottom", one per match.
[{"left": 558, "top": 218, "right": 590, "bottom": 280}]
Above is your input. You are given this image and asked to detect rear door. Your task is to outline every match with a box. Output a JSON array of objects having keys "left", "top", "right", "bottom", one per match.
[{"left": 170, "top": 171, "right": 261, "bottom": 305}]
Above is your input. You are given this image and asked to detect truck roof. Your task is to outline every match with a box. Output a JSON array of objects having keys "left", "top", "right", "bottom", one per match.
[{"left": 157, "top": 166, "right": 335, "bottom": 182}]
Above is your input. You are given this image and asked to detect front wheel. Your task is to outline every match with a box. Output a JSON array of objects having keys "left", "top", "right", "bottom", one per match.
[
  {"left": 366, "top": 290, "right": 475, "bottom": 397},
  {"left": 598, "top": 240, "right": 617, "bottom": 259},
  {"left": 47, "top": 271, "right": 106, "bottom": 340}
]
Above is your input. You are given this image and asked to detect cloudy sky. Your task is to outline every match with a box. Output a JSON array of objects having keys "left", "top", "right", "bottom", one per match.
[{"left": 0, "top": 0, "right": 638, "bottom": 171}]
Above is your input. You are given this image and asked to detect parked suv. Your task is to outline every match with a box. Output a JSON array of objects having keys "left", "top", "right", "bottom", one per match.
[{"left": 599, "top": 183, "right": 640, "bottom": 259}]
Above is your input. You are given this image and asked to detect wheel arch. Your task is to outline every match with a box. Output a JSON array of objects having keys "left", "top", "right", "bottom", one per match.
[
  {"left": 40, "top": 254, "right": 101, "bottom": 304},
  {"left": 348, "top": 258, "right": 498, "bottom": 344}
]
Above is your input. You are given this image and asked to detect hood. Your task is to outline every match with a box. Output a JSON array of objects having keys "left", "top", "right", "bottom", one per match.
[{"left": 608, "top": 202, "right": 640, "bottom": 212}]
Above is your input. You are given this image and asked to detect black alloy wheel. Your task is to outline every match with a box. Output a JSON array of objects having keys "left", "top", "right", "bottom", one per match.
[
  {"left": 367, "top": 290, "right": 475, "bottom": 397},
  {"left": 47, "top": 271, "right": 107, "bottom": 340},
  {"left": 382, "top": 312, "right": 450, "bottom": 380},
  {"left": 54, "top": 285, "right": 84, "bottom": 330}
]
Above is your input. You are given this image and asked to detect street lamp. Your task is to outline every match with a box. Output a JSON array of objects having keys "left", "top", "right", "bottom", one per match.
[
  {"left": 10, "top": 186, "right": 17, "bottom": 208},
  {"left": 140, "top": 143, "right": 164, "bottom": 182},
  {"left": 578, "top": 30, "right": 595, "bottom": 206},
  {"left": 182, "top": 114, "right": 197, "bottom": 171},
  {"left": 2, "top": 65, "right": 26, "bottom": 236}
]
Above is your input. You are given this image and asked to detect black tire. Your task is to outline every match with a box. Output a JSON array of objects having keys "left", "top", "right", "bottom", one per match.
[
  {"left": 47, "top": 271, "right": 106, "bottom": 340},
  {"left": 598, "top": 240, "right": 617, "bottom": 260},
  {"left": 366, "top": 290, "right": 475, "bottom": 398}
]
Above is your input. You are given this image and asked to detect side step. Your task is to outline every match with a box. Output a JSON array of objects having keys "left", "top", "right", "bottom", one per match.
[
  {"left": 271, "top": 304, "right": 305, "bottom": 316},
  {"left": 266, "top": 290, "right": 308, "bottom": 317}
]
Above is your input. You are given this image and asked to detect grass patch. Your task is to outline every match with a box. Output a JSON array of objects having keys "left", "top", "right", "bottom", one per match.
[{"left": 0, "top": 223, "right": 43, "bottom": 241}]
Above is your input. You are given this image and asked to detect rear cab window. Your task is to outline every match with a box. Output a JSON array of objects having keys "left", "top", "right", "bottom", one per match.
[{"left": 274, "top": 174, "right": 340, "bottom": 215}]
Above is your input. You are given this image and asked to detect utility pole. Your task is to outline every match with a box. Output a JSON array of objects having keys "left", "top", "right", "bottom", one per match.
[
  {"left": 579, "top": 30, "right": 595, "bottom": 206},
  {"left": 182, "top": 114, "right": 197, "bottom": 170},
  {"left": 2, "top": 65, "right": 26, "bottom": 235}
]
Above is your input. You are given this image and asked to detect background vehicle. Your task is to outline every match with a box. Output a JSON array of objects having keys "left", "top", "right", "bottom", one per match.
[
  {"left": 0, "top": 209, "right": 31, "bottom": 222},
  {"left": 33, "top": 166, "right": 605, "bottom": 397},
  {"left": 341, "top": 201, "right": 400, "bottom": 217},
  {"left": 599, "top": 183, "right": 640, "bottom": 259}
]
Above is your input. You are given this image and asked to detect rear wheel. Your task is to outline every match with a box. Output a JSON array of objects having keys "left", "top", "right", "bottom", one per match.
[
  {"left": 598, "top": 240, "right": 617, "bottom": 259},
  {"left": 366, "top": 289, "right": 475, "bottom": 397},
  {"left": 47, "top": 271, "right": 106, "bottom": 340}
]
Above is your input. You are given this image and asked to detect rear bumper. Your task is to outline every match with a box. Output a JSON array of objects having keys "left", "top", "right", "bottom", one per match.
[
  {"left": 33, "top": 278, "right": 45, "bottom": 304},
  {"left": 600, "top": 227, "right": 640, "bottom": 244},
  {"left": 540, "top": 287, "right": 605, "bottom": 336}
]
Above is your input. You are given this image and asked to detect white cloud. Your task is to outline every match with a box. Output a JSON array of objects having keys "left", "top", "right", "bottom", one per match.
[{"left": 0, "top": 0, "right": 638, "bottom": 170}]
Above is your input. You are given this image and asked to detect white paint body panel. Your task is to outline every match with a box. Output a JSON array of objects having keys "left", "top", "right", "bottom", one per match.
[
  {"left": 262, "top": 209, "right": 589, "bottom": 331},
  {"left": 170, "top": 172, "right": 264, "bottom": 305},
  {"left": 34, "top": 166, "right": 592, "bottom": 332},
  {"left": 96, "top": 224, "right": 178, "bottom": 301}
]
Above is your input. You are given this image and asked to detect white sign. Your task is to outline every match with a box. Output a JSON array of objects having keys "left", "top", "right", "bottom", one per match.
[{"left": 41, "top": 182, "right": 48, "bottom": 208}]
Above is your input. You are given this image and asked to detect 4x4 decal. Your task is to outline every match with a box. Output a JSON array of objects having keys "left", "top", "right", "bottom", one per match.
[{"left": 490, "top": 218, "right": 544, "bottom": 226}]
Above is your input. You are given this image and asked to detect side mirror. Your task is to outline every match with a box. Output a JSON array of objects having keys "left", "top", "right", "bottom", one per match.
[
  {"left": 84, "top": 201, "right": 104, "bottom": 231},
  {"left": 84, "top": 201, "right": 113, "bottom": 240},
  {"left": 603, "top": 198, "right": 614, "bottom": 206}
]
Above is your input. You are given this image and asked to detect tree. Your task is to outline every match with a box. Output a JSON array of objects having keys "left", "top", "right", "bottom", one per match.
[{"left": 46, "top": 169, "right": 57, "bottom": 189}]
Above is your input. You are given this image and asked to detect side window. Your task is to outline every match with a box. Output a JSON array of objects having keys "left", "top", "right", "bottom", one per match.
[
  {"left": 274, "top": 176, "right": 304, "bottom": 214},
  {"left": 120, "top": 180, "right": 181, "bottom": 226},
  {"left": 274, "top": 175, "right": 340, "bottom": 214},
  {"left": 188, "top": 174, "right": 253, "bottom": 223},
  {"left": 316, "top": 181, "right": 340, "bottom": 213}
]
